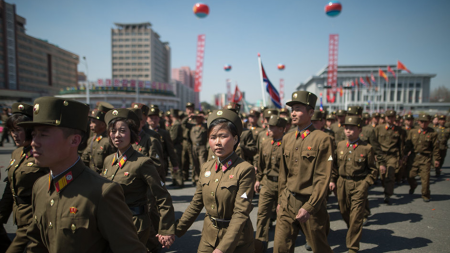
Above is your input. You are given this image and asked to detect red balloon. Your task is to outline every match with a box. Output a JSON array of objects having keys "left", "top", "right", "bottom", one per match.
[
  {"left": 193, "top": 3, "right": 209, "bottom": 18},
  {"left": 278, "top": 64, "right": 285, "bottom": 70}
]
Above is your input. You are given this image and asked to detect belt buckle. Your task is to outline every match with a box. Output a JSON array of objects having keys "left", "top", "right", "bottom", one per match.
[
  {"left": 210, "top": 217, "right": 218, "bottom": 228},
  {"left": 346, "top": 176, "right": 352, "bottom": 180}
]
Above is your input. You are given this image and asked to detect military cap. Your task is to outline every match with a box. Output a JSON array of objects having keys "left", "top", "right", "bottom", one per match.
[
  {"left": 150, "top": 104, "right": 159, "bottom": 109},
  {"left": 380, "top": 113, "right": 386, "bottom": 118},
  {"left": 186, "top": 102, "right": 195, "bottom": 108},
  {"left": 343, "top": 116, "right": 362, "bottom": 127},
  {"left": 433, "top": 114, "right": 439, "bottom": 119},
  {"left": 128, "top": 108, "right": 143, "bottom": 121},
  {"left": 248, "top": 109, "right": 261, "bottom": 118},
  {"left": 89, "top": 109, "right": 108, "bottom": 122},
  {"left": 362, "top": 112, "right": 370, "bottom": 120},
  {"left": 11, "top": 102, "right": 33, "bottom": 118},
  {"left": 260, "top": 106, "right": 268, "bottom": 111},
  {"left": 148, "top": 107, "right": 160, "bottom": 116},
  {"left": 131, "top": 103, "right": 150, "bottom": 115},
  {"left": 331, "top": 111, "right": 336, "bottom": 116},
  {"left": 18, "top": 97, "right": 89, "bottom": 132},
  {"left": 403, "top": 114, "right": 414, "bottom": 120},
  {"left": 263, "top": 109, "right": 279, "bottom": 119},
  {"left": 395, "top": 115, "right": 402, "bottom": 120},
  {"left": 165, "top": 111, "right": 172, "bottom": 117},
  {"left": 438, "top": 114, "right": 446, "bottom": 120},
  {"left": 168, "top": 109, "right": 179, "bottom": 117},
  {"left": 336, "top": 109, "right": 347, "bottom": 116},
  {"left": 96, "top": 102, "right": 114, "bottom": 113},
  {"left": 347, "top": 106, "right": 363, "bottom": 116},
  {"left": 240, "top": 113, "right": 248, "bottom": 119},
  {"left": 311, "top": 110, "right": 324, "bottom": 121},
  {"left": 193, "top": 110, "right": 205, "bottom": 117},
  {"left": 207, "top": 109, "right": 243, "bottom": 136},
  {"left": 385, "top": 110, "right": 396, "bottom": 117},
  {"left": 372, "top": 112, "right": 380, "bottom": 118},
  {"left": 286, "top": 91, "right": 317, "bottom": 108},
  {"left": 285, "top": 116, "right": 292, "bottom": 124},
  {"left": 417, "top": 114, "right": 430, "bottom": 122},
  {"left": 268, "top": 115, "right": 287, "bottom": 128},
  {"left": 279, "top": 108, "right": 290, "bottom": 114},
  {"left": 105, "top": 108, "right": 140, "bottom": 128},
  {"left": 326, "top": 114, "right": 335, "bottom": 120},
  {"left": 225, "top": 103, "right": 241, "bottom": 113}
]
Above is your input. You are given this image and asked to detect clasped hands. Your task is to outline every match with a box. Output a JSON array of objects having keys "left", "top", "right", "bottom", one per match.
[{"left": 156, "top": 234, "right": 175, "bottom": 249}]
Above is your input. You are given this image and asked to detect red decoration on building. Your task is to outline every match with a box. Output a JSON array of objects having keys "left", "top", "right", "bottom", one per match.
[
  {"left": 326, "top": 34, "right": 339, "bottom": 103},
  {"left": 194, "top": 34, "right": 206, "bottom": 92}
]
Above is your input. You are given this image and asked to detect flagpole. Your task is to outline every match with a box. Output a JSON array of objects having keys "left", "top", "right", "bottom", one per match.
[
  {"left": 257, "top": 53, "right": 267, "bottom": 107},
  {"left": 394, "top": 64, "right": 398, "bottom": 111},
  {"left": 377, "top": 72, "right": 380, "bottom": 112}
]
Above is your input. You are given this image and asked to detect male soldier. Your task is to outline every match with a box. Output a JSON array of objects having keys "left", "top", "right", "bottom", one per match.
[
  {"left": 81, "top": 104, "right": 115, "bottom": 174},
  {"left": 329, "top": 116, "right": 377, "bottom": 253},
  {"left": 181, "top": 102, "right": 195, "bottom": 182},
  {"left": 279, "top": 108, "right": 290, "bottom": 118},
  {"left": 164, "top": 111, "right": 173, "bottom": 131},
  {"left": 374, "top": 110, "right": 405, "bottom": 203},
  {"left": 274, "top": 91, "right": 334, "bottom": 253},
  {"left": 331, "top": 109, "right": 346, "bottom": 143},
  {"left": 147, "top": 107, "right": 180, "bottom": 182},
  {"left": 325, "top": 114, "right": 336, "bottom": 130},
  {"left": 131, "top": 103, "right": 165, "bottom": 151},
  {"left": 394, "top": 115, "right": 403, "bottom": 127},
  {"left": 247, "top": 109, "right": 263, "bottom": 141},
  {"left": 371, "top": 113, "right": 381, "bottom": 128},
  {"left": 403, "top": 114, "right": 415, "bottom": 181},
  {"left": 362, "top": 113, "right": 371, "bottom": 127},
  {"left": 379, "top": 113, "right": 386, "bottom": 124},
  {"left": 189, "top": 110, "right": 208, "bottom": 185},
  {"left": 255, "top": 115, "right": 287, "bottom": 252},
  {"left": 255, "top": 109, "right": 279, "bottom": 173},
  {"left": 403, "top": 114, "right": 441, "bottom": 202},
  {"left": 432, "top": 114, "right": 439, "bottom": 129},
  {"left": 312, "top": 110, "right": 334, "bottom": 138},
  {"left": 21, "top": 97, "right": 147, "bottom": 252},
  {"left": 168, "top": 109, "right": 184, "bottom": 187},
  {"left": 433, "top": 115, "right": 450, "bottom": 177}
]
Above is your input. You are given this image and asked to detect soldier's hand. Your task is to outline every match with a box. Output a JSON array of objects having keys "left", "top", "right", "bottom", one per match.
[
  {"left": 212, "top": 249, "right": 224, "bottom": 253},
  {"left": 254, "top": 181, "right": 260, "bottom": 193},
  {"left": 156, "top": 234, "right": 175, "bottom": 249},
  {"left": 379, "top": 165, "right": 387, "bottom": 175},
  {"left": 296, "top": 208, "right": 310, "bottom": 223},
  {"left": 435, "top": 161, "right": 440, "bottom": 168},
  {"left": 329, "top": 182, "right": 336, "bottom": 191}
]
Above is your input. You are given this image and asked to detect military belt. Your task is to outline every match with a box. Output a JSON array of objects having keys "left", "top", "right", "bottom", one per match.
[
  {"left": 208, "top": 215, "right": 230, "bottom": 229},
  {"left": 13, "top": 195, "right": 31, "bottom": 205},
  {"left": 340, "top": 175, "right": 366, "bottom": 181},
  {"left": 128, "top": 206, "right": 146, "bottom": 216},
  {"left": 267, "top": 176, "right": 278, "bottom": 182}
]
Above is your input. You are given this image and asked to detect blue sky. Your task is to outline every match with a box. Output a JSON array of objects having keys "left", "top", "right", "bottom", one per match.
[{"left": 10, "top": 0, "right": 450, "bottom": 104}]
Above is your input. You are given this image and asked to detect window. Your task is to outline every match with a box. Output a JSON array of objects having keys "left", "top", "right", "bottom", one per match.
[
  {"left": 397, "top": 91, "right": 401, "bottom": 101},
  {"left": 415, "top": 91, "right": 420, "bottom": 102},
  {"left": 390, "top": 91, "right": 394, "bottom": 101},
  {"left": 409, "top": 83, "right": 414, "bottom": 88},
  {"left": 390, "top": 83, "right": 395, "bottom": 88},
  {"left": 408, "top": 91, "right": 413, "bottom": 103},
  {"left": 398, "top": 83, "right": 402, "bottom": 88},
  {"left": 416, "top": 83, "right": 421, "bottom": 88}
]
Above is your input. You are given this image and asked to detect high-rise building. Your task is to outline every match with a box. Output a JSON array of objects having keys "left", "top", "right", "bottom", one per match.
[
  {"left": 111, "top": 22, "right": 170, "bottom": 83},
  {"left": 0, "top": 0, "right": 79, "bottom": 103},
  {"left": 172, "top": 66, "right": 200, "bottom": 107}
]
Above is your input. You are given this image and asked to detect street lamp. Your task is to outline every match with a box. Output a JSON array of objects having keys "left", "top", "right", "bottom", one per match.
[{"left": 82, "top": 56, "right": 90, "bottom": 105}]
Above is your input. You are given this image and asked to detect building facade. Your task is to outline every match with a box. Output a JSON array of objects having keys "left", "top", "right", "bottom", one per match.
[
  {"left": 172, "top": 66, "right": 199, "bottom": 107},
  {"left": 0, "top": 0, "right": 79, "bottom": 104},
  {"left": 111, "top": 22, "right": 170, "bottom": 84},
  {"left": 297, "top": 65, "right": 449, "bottom": 113}
]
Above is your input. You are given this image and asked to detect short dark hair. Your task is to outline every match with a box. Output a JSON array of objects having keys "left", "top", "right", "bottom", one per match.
[
  {"left": 107, "top": 118, "right": 139, "bottom": 147},
  {"left": 61, "top": 127, "right": 86, "bottom": 146},
  {"left": 6, "top": 114, "right": 33, "bottom": 141},
  {"left": 208, "top": 118, "right": 240, "bottom": 150}
]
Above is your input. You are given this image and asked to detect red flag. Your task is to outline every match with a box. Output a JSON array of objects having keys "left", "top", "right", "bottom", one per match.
[
  {"left": 355, "top": 78, "right": 359, "bottom": 90},
  {"left": 339, "top": 86, "right": 343, "bottom": 97},
  {"left": 194, "top": 34, "right": 206, "bottom": 92},
  {"left": 97, "top": 79, "right": 104, "bottom": 86},
  {"left": 232, "top": 85, "right": 243, "bottom": 103},
  {"left": 387, "top": 66, "right": 396, "bottom": 78},
  {"left": 397, "top": 61, "right": 411, "bottom": 73},
  {"left": 379, "top": 69, "right": 388, "bottom": 82}
]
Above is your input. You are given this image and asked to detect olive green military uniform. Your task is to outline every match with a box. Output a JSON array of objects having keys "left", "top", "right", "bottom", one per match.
[
  {"left": 255, "top": 117, "right": 286, "bottom": 245},
  {"left": 176, "top": 109, "right": 255, "bottom": 253},
  {"left": 133, "top": 130, "right": 165, "bottom": 181},
  {"left": 21, "top": 97, "right": 146, "bottom": 253},
  {"left": 103, "top": 147, "right": 176, "bottom": 247},
  {"left": 404, "top": 115, "right": 441, "bottom": 200},
  {"left": 274, "top": 91, "right": 334, "bottom": 253},
  {"left": 249, "top": 126, "right": 263, "bottom": 142},
  {"left": 190, "top": 119, "right": 208, "bottom": 184},
  {"left": 181, "top": 116, "right": 195, "bottom": 181},
  {"left": 235, "top": 129, "right": 258, "bottom": 164},
  {"left": 0, "top": 146, "right": 49, "bottom": 253},
  {"left": 169, "top": 112, "right": 184, "bottom": 186},
  {"left": 374, "top": 111, "right": 405, "bottom": 198},
  {"left": 332, "top": 122, "right": 346, "bottom": 143},
  {"left": 153, "top": 127, "right": 179, "bottom": 174},
  {"left": 332, "top": 116, "right": 377, "bottom": 252},
  {"left": 433, "top": 116, "right": 450, "bottom": 176},
  {"left": 81, "top": 132, "right": 115, "bottom": 174}
]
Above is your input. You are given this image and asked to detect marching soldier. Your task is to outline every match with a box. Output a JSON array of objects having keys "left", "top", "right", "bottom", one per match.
[
  {"left": 403, "top": 114, "right": 415, "bottom": 133},
  {"left": 181, "top": 102, "right": 195, "bottom": 182},
  {"left": 164, "top": 111, "right": 173, "bottom": 131},
  {"left": 190, "top": 111, "right": 208, "bottom": 185},
  {"left": 81, "top": 104, "right": 115, "bottom": 174},
  {"left": 331, "top": 109, "right": 346, "bottom": 143},
  {"left": 312, "top": 110, "right": 335, "bottom": 138},
  {"left": 362, "top": 113, "right": 371, "bottom": 127},
  {"left": 168, "top": 109, "right": 184, "bottom": 187},
  {"left": 374, "top": 110, "right": 405, "bottom": 203},
  {"left": 433, "top": 115, "right": 450, "bottom": 177},
  {"left": 432, "top": 114, "right": 439, "bottom": 128},
  {"left": 329, "top": 116, "right": 377, "bottom": 253},
  {"left": 0, "top": 103, "right": 49, "bottom": 253},
  {"left": 379, "top": 113, "right": 386, "bottom": 124},
  {"left": 247, "top": 109, "right": 263, "bottom": 142},
  {"left": 371, "top": 113, "right": 381, "bottom": 128},
  {"left": 325, "top": 114, "right": 336, "bottom": 130},
  {"left": 255, "top": 115, "right": 287, "bottom": 252},
  {"left": 22, "top": 97, "right": 147, "bottom": 252},
  {"left": 227, "top": 104, "right": 258, "bottom": 164},
  {"left": 274, "top": 91, "right": 334, "bottom": 253},
  {"left": 404, "top": 114, "right": 441, "bottom": 202}
]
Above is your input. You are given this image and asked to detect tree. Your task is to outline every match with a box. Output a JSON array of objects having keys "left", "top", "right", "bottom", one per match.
[
  {"left": 201, "top": 101, "right": 217, "bottom": 111},
  {"left": 430, "top": 86, "right": 450, "bottom": 102}
]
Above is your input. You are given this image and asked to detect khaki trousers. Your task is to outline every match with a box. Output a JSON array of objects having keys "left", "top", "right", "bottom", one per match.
[
  {"left": 6, "top": 225, "right": 28, "bottom": 253},
  {"left": 255, "top": 177, "right": 278, "bottom": 242},
  {"left": 182, "top": 140, "right": 193, "bottom": 181},
  {"left": 172, "top": 144, "right": 184, "bottom": 186},
  {"left": 381, "top": 155, "right": 396, "bottom": 196},
  {"left": 273, "top": 189, "right": 332, "bottom": 253},
  {"left": 336, "top": 177, "right": 369, "bottom": 251},
  {"left": 408, "top": 154, "right": 431, "bottom": 198},
  {"left": 192, "top": 144, "right": 208, "bottom": 183}
]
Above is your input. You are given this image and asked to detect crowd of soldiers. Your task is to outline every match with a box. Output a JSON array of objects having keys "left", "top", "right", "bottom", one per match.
[{"left": 0, "top": 91, "right": 448, "bottom": 253}]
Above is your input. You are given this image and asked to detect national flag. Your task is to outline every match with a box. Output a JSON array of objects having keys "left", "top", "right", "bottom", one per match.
[
  {"left": 232, "top": 85, "right": 243, "bottom": 103},
  {"left": 339, "top": 86, "right": 343, "bottom": 97},
  {"left": 365, "top": 75, "right": 372, "bottom": 86},
  {"left": 319, "top": 93, "right": 324, "bottom": 111},
  {"left": 360, "top": 77, "right": 367, "bottom": 87},
  {"left": 379, "top": 69, "right": 388, "bottom": 82},
  {"left": 355, "top": 78, "right": 359, "bottom": 90},
  {"left": 260, "top": 61, "right": 282, "bottom": 108},
  {"left": 387, "top": 66, "right": 396, "bottom": 78},
  {"left": 371, "top": 73, "right": 377, "bottom": 86},
  {"left": 397, "top": 61, "right": 411, "bottom": 73}
]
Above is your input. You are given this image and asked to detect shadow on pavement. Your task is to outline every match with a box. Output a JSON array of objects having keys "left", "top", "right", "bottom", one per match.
[{"left": 364, "top": 212, "right": 422, "bottom": 226}]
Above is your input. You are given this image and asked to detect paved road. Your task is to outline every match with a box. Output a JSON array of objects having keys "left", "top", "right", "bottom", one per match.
[{"left": 1, "top": 141, "right": 450, "bottom": 252}]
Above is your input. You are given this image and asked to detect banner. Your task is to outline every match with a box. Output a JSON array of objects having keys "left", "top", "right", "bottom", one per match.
[
  {"left": 226, "top": 79, "right": 232, "bottom": 102},
  {"left": 114, "top": 79, "right": 120, "bottom": 87},
  {"left": 194, "top": 34, "right": 206, "bottom": 92},
  {"left": 122, "top": 79, "right": 128, "bottom": 87},
  {"left": 105, "top": 79, "right": 112, "bottom": 87},
  {"left": 279, "top": 78, "right": 284, "bottom": 104},
  {"left": 138, "top": 80, "right": 144, "bottom": 88},
  {"left": 130, "top": 80, "right": 136, "bottom": 88},
  {"left": 326, "top": 34, "right": 339, "bottom": 103},
  {"left": 97, "top": 79, "right": 104, "bottom": 86},
  {"left": 232, "top": 85, "right": 243, "bottom": 103},
  {"left": 145, "top": 81, "right": 151, "bottom": 88}
]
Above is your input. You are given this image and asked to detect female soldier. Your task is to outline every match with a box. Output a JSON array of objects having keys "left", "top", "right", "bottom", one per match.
[
  {"left": 0, "top": 103, "right": 49, "bottom": 253},
  {"left": 102, "top": 109, "right": 176, "bottom": 251},
  {"left": 175, "top": 109, "right": 256, "bottom": 253}
]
